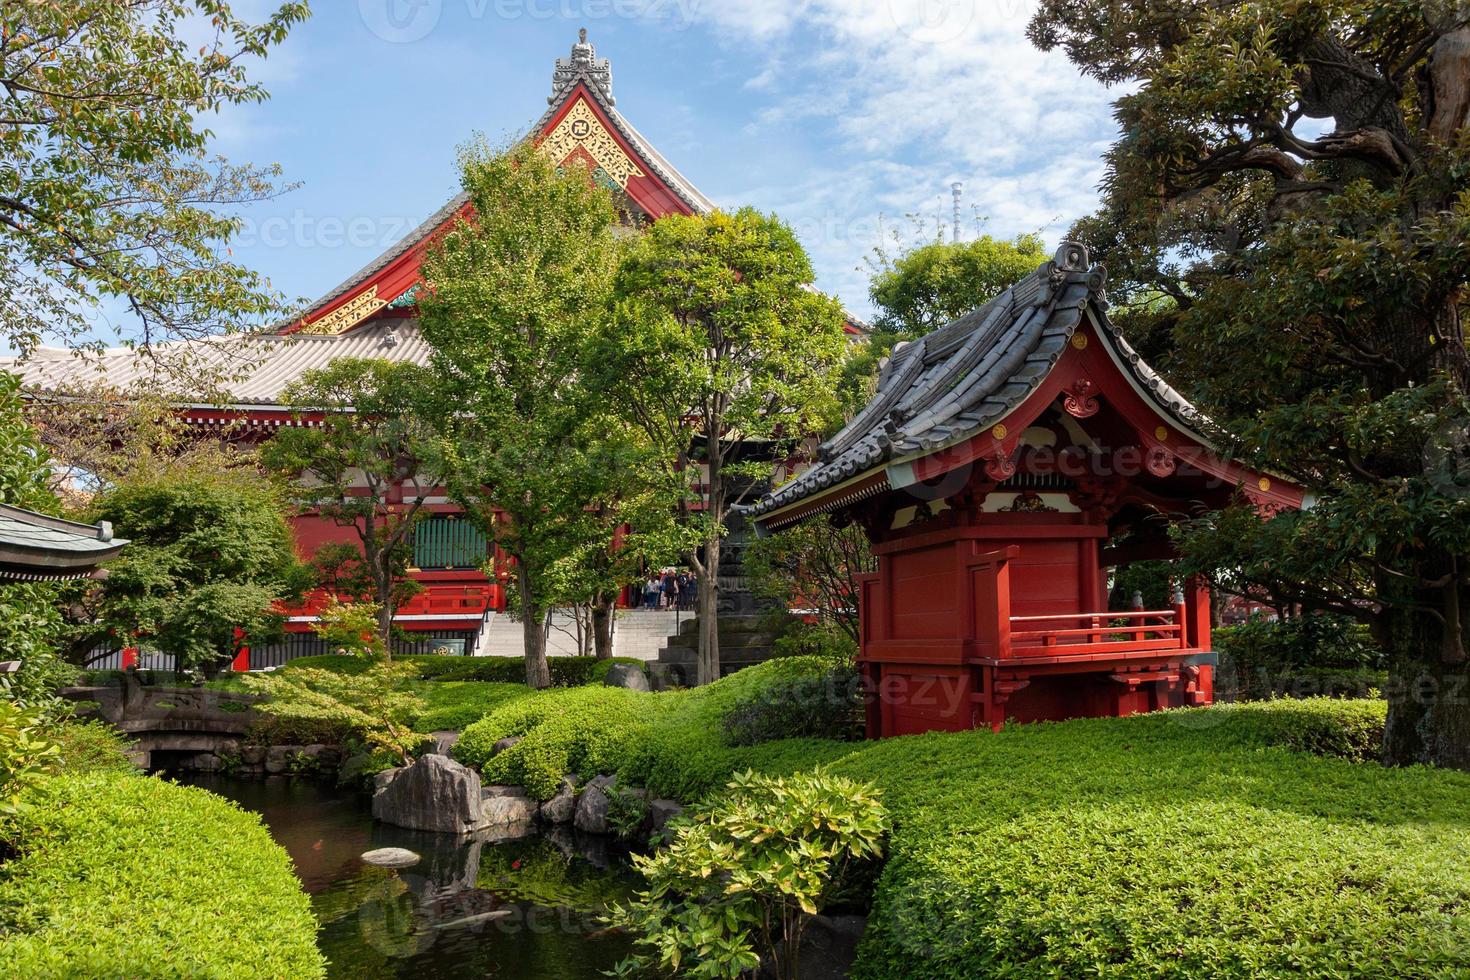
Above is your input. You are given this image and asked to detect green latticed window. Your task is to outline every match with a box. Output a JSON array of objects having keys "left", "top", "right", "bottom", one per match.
[{"left": 413, "top": 516, "right": 490, "bottom": 570}]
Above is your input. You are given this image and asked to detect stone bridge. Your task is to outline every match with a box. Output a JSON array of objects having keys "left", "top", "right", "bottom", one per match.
[{"left": 62, "top": 675, "right": 264, "bottom": 768}]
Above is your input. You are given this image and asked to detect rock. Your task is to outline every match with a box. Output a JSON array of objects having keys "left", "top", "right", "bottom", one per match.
[
  {"left": 264, "top": 745, "right": 296, "bottom": 774},
  {"left": 647, "top": 799, "right": 685, "bottom": 836},
  {"left": 574, "top": 774, "right": 619, "bottom": 834},
  {"left": 374, "top": 766, "right": 404, "bottom": 793},
  {"left": 490, "top": 736, "right": 522, "bottom": 757},
  {"left": 302, "top": 744, "right": 341, "bottom": 768},
  {"left": 428, "top": 731, "right": 460, "bottom": 756},
  {"left": 479, "top": 786, "right": 537, "bottom": 828},
  {"left": 603, "top": 664, "right": 651, "bottom": 692},
  {"left": 190, "top": 752, "right": 221, "bottom": 773},
  {"left": 241, "top": 745, "right": 266, "bottom": 766},
  {"left": 337, "top": 751, "right": 376, "bottom": 786},
  {"left": 371, "top": 753, "right": 485, "bottom": 834},
  {"left": 215, "top": 738, "right": 241, "bottom": 758},
  {"left": 361, "top": 847, "right": 421, "bottom": 869},
  {"left": 538, "top": 776, "right": 579, "bottom": 824}
]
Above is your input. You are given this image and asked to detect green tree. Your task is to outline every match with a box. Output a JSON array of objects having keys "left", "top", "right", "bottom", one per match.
[
  {"left": 839, "top": 234, "right": 1048, "bottom": 416},
  {"left": 417, "top": 140, "right": 625, "bottom": 689},
  {"left": 1029, "top": 1, "right": 1470, "bottom": 768},
  {"left": 0, "top": 373, "right": 72, "bottom": 701},
  {"left": 869, "top": 233, "right": 1048, "bottom": 340},
  {"left": 260, "top": 358, "right": 446, "bottom": 655},
  {"left": 746, "top": 519, "right": 874, "bottom": 643},
  {"left": 1, "top": 1, "right": 309, "bottom": 356},
  {"left": 604, "top": 208, "right": 850, "bottom": 685},
  {"left": 84, "top": 465, "right": 307, "bottom": 674}
]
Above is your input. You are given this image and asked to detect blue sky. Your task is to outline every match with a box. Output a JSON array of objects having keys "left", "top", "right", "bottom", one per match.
[{"left": 207, "top": 0, "right": 1118, "bottom": 325}]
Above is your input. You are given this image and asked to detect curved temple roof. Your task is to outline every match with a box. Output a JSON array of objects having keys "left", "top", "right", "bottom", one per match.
[
  {"left": 746, "top": 243, "right": 1216, "bottom": 525},
  {"left": 0, "top": 505, "right": 128, "bottom": 581}
]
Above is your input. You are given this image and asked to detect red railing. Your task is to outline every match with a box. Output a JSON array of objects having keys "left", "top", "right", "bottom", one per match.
[{"left": 1009, "top": 608, "right": 1188, "bottom": 658}]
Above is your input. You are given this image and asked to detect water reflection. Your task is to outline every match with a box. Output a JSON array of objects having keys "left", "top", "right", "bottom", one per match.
[{"left": 184, "top": 775, "right": 637, "bottom": 979}]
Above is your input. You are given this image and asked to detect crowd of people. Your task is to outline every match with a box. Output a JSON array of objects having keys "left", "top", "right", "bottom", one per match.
[{"left": 632, "top": 568, "right": 697, "bottom": 611}]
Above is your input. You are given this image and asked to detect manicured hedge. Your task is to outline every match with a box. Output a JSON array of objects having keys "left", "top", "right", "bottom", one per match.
[
  {"left": 454, "top": 664, "right": 1470, "bottom": 977},
  {"left": 410, "top": 680, "right": 531, "bottom": 733},
  {"left": 0, "top": 771, "right": 324, "bottom": 978},
  {"left": 271, "top": 652, "right": 646, "bottom": 687},
  {"left": 454, "top": 656, "right": 852, "bottom": 799}
]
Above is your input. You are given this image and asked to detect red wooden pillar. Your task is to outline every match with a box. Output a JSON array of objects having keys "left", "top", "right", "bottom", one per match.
[
  {"left": 121, "top": 647, "right": 138, "bottom": 670},
  {"left": 856, "top": 572, "right": 883, "bottom": 738},
  {"left": 1185, "top": 575, "right": 1212, "bottom": 650},
  {"left": 232, "top": 627, "right": 250, "bottom": 672}
]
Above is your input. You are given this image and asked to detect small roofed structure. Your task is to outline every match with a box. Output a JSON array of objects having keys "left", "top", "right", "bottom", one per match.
[
  {"left": 0, "top": 504, "right": 127, "bottom": 582},
  {"left": 747, "top": 243, "right": 1307, "bottom": 737}
]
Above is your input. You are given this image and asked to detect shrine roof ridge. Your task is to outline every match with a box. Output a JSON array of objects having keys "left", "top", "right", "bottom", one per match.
[{"left": 744, "top": 242, "right": 1212, "bottom": 524}]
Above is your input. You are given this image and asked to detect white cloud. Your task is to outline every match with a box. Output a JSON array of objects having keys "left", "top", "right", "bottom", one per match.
[{"left": 666, "top": 0, "right": 1117, "bottom": 315}]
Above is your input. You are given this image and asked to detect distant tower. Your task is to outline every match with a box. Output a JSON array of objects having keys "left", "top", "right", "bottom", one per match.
[{"left": 950, "top": 182, "right": 964, "bottom": 243}]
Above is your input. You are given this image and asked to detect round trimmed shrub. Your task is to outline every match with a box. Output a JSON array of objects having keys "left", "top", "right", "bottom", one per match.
[{"left": 0, "top": 772, "right": 324, "bottom": 977}]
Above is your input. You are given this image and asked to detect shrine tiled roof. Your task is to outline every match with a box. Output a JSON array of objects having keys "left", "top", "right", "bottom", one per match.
[
  {"left": 745, "top": 243, "right": 1213, "bottom": 524},
  {"left": 0, "top": 505, "right": 127, "bottom": 581},
  {"left": 3, "top": 319, "right": 430, "bottom": 407}
]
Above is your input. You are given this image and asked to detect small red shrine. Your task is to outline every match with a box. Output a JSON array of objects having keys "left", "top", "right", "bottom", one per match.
[{"left": 748, "top": 244, "right": 1306, "bottom": 736}]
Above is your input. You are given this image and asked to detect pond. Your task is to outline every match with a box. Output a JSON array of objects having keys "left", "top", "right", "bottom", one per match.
[{"left": 184, "top": 776, "right": 638, "bottom": 979}]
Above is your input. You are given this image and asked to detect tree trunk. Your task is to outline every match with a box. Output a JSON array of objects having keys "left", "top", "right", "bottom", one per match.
[
  {"left": 591, "top": 592, "right": 615, "bottom": 660},
  {"left": 1379, "top": 575, "right": 1470, "bottom": 771},
  {"left": 375, "top": 563, "right": 395, "bottom": 663},
  {"left": 518, "top": 567, "right": 552, "bottom": 689},
  {"left": 697, "top": 531, "right": 721, "bottom": 685}
]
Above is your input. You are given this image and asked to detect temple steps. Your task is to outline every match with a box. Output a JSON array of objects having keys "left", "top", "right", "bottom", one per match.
[{"left": 472, "top": 608, "right": 682, "bottom": 661}]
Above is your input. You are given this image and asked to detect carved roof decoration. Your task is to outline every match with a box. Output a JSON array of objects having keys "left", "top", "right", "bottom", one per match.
[
  {"left": 745, "top": 243, "right": 1219, "bottom": 524},
  {"left": 550, "top": 28, "right": 615, "bottom": 106}
]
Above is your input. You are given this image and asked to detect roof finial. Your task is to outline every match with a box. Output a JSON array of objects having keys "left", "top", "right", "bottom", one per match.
[{"left": 550, "top": 28, "right": 614, "bottom": 106}]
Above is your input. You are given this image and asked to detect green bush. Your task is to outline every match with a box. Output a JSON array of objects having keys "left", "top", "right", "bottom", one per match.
[
  {"left": 0, "top": 772, "right": 324, "bottom": 977},
  {"left": 453, "top": 657, "right": 850, "bottom": 800},
  {"left": 265, "top": 652, "right": 645, "bottom": 687},
  {"left": 48, "top": 719, "right": 135, "bottom": 775},
  {"left": 409, "top": 681, "right": 531, "bottom": 733},
  {"left": 454, "top": 667, "right": 1469, "bottom": 978},
  {"left": 242, "top": 663, "right": 427, "bottom": 761},
  {"left": 723, "top": 662, "right": 863, "bottom": 745},
  {"left": 610, "top": 769, "right": 889, "bottom": 980},
  {"left": 1215, "top": 614, "right": 1384, "bottom": 701}
]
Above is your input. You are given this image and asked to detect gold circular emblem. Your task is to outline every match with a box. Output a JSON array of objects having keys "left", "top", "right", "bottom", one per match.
[
  {"left": 1258, "top": 477, "right": 1271, "bottom": 492},
  {"left": 1071, "top": 333, "right": 1089, "bottom": 350},
  {"left": 1155, "top": 426, "right": 1168, "bottom": 441},
  {"left": 991, "top": 424, "right": 1008, "bottom": 440},
  {"left": 571, "top": 119, "right": 590, "bottom": 138}
]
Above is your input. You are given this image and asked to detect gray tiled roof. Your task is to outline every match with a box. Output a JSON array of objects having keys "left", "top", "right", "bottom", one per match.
[
  {"left": 0, "top": 504, "right": 127, "bottom": 578},
  {"left": 2, "top": 320, "right": 430, "bottom": 407},
  {"left": 745, "top": 243, "right": 1211, "bottom": 523}
]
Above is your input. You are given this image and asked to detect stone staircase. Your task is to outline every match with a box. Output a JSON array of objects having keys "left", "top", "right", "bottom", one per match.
[
  {"left": 472, "top": 608, "right": 681, "bottom": 661},
  {"left": 650, "top": 615, "right": 785, "bottom": 686}
]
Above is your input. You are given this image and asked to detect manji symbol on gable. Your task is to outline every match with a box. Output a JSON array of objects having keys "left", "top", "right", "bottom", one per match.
[{"left": 539, "top": 98, "right": 645, "bottom": 188}]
